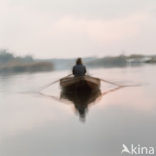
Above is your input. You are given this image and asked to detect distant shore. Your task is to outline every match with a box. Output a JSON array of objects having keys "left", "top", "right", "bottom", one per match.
[
  {"left": 40, "top": 54, "right": 156, "bottom": 70},
  {"left": 0, "top": 49, "right": 156, "bottom": 73},
  {"left": 86, "top": 55, "right": 156, "bottom": 68},
  {"left": 0, "top": 62, "right": 53, "bottom": 73},
  {"left": 0, "top": 49, "right": 54, "bottom": 73}
]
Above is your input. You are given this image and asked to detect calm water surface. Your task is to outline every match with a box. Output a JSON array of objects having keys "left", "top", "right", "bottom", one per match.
[{"left": 0, "top": 65, "right": 156, "bottom": 156}]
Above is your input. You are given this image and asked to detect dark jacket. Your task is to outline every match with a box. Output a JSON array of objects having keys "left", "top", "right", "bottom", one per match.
[{"left": 72, "top": 64, "right": 87, "bottom": 76}]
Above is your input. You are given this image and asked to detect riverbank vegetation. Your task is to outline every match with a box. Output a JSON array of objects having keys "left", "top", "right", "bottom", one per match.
[
  {"left": 0, "top": 49, "right": 53, "bottom": 73},
  {"left": 45, "top": 54, "right": 156, "bottom": 70},
  {"left": 86, "top": 54, "right": 156, "bottom": 68},
  {"left": 0, "top": 49, "right": 156, "bottom": 72}
]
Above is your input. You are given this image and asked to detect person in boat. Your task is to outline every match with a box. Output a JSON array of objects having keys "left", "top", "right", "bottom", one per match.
[{"left": 72, "top": 58, "right": 87, "bottom": 77}]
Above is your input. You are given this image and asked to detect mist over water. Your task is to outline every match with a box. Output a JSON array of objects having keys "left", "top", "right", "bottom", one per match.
[{"left": 0, "top": 65, "right": 156, "bottom": 156}]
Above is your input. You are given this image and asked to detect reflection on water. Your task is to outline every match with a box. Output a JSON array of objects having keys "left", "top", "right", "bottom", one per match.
[
  {"left": 61, "top": 88, "right": 102, "bottom": 120},
  {"left": 40, "top": 84, "right": 123, "bottom": 121},
  {"left": 60, "top": 85, "right": 124, "bottom": 121}
]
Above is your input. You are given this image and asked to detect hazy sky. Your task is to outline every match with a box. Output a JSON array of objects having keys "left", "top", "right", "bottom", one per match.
[{"left": 0, "top": 0, "right": 156, "bottom": 58}]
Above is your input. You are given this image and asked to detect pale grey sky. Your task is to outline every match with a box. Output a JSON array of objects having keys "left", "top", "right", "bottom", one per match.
[{"left": 0, "top": 0, "right": 156, "bottom": 58}]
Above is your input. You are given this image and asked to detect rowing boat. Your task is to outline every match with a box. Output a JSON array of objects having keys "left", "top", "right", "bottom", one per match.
[
  {"left": 60, "top": 75, "right": 101, "bottom": 120},
  {"left": 60, "top": 75, "right": 100, "bottom": 91}
]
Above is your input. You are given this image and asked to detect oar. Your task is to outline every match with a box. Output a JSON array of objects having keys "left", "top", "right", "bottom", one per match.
[
  {"left": 87, "top": 75, "right": 123, "bottom": 87},
  {"left": 100, "top": 78, "right": 123, "bottom": 87},
  {"left": 98, "top": 77, "right": 141, "bottom": 87},
  {"left": 40, "top": 74, "right": 72, "bottom": 91}
]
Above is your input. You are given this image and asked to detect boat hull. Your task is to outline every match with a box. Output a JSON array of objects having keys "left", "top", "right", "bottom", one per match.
[{"left": 60, "top": 75, "right": 100, "bottom": 92}]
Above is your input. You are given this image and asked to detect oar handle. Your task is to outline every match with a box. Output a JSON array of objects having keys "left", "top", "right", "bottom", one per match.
[{"left": 40, "top": 74, "right": 73, "bottom": 91}]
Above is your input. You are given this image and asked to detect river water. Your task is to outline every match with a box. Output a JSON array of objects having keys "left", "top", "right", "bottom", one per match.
[{"left": 0, "top": 65, "right": 156, "bottom": 156}]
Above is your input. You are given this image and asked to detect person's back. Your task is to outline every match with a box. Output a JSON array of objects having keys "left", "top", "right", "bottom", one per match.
[{"left": 72, "top": 58, "right": 87, "bottom": 77}]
